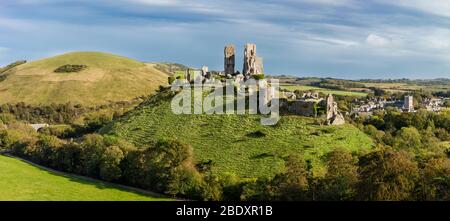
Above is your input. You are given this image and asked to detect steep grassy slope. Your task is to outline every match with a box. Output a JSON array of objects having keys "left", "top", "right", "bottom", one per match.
[
  {"left": 0, "top": 52, "right": 168, "bottom": 105},
  {"left": 0, "top": 155, "right": 170, "bottom": 201},
  {"left": 101, "top": 90, "right": 374, "bottom": 179}
]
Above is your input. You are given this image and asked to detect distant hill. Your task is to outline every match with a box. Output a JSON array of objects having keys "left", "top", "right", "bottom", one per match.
[
  {"left": 0, "top": 52, "right": 170, "bottom": 105},
  {"left": 100, "top": 89, "right": 374, "bottom": 179}
]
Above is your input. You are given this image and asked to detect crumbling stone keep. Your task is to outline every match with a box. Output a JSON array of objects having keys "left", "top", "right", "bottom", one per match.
[
  {"left": 224, "top": 45, "right": 235, "bottom": 75},
  {"left": 243, "top": 43, "right": 263, "bottom": 76},
  {"left": 326, "top": 94, "right": 345, "bottom": 125}
]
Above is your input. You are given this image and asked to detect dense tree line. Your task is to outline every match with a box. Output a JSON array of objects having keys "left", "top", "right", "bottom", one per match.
[
  {"left": 310, "top": 79, "right": 366, "bottom": 91},
  {"left": 0, "top": 129, "right": 222, "bottom": 200},
  {"left": 0, "top": 101, "right": 141, "bottom": 124}
]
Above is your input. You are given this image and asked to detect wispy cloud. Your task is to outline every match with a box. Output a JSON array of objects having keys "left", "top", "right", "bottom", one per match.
[
  {"left": 384, "top": 0, "right": 450, "bottom": 18},
  {"left": 1, "top": 0, "right": 450, "bottom": 78}
]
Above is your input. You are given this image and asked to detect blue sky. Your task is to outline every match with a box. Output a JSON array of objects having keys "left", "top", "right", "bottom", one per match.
[{"left": 1, "top": 0, "right": 450, "bottom": 79}]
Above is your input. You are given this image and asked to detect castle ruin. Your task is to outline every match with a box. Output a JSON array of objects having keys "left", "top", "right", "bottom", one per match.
[
  {"left": 326, "top": 94, "right": 345, "bottom": 125},
  {"left": 224, "top": 45, "right": 235, "bottom": 76},
  {"left": 243, "top": 43, "right": 264, "bottom": 76}
]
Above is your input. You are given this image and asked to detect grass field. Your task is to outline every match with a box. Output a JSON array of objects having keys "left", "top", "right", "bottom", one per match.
[
  {"left": 0, "top": 155, "right": 170, "bottom": 201},
  {"left": 0, "top": 52, "right": 169, "bottom": 105},
  {"left": 101, "top": 90, "right": 374, "bottom": 179},
  {"left": 361, "top": 82, "right": 450, "bottom": 93},
  {"left": 280, "top": 84, "right": 368, "bottom": 97}
]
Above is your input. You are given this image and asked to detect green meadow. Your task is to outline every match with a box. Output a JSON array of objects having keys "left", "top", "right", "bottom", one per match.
[{"left": 0, "top": 155, "right": 170, "bottom": 201}]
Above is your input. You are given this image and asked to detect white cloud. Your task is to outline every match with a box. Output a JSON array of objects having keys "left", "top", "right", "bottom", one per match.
[
  {"left": 297, "top": 0, "right": 354, "bottom": 6},
  {"left": 0, "top": 17, "right": 36, "bottom": 31},
  {"left": 366, "top": 34, "right": 391, "bottom": 47}
]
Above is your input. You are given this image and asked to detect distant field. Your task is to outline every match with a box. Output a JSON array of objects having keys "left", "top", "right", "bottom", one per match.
[
  {"left": 280, "top": 84, "right": 368, "bottom": 97},
  {"left": 0, "top": 155, "right": 170, "bottom": 201},
  {"left": 102, "top": 90, "right": 374, "bottom": 178},
  {"left": 361, "top": 82, "right": 450, "bottom": 93}
]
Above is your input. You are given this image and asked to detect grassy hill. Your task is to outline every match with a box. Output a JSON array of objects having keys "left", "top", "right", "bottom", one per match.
[
  {"left": 0, "top": 155, "right": 170, "bottom": 201},
  {"left": 0, "top": 52, "right": 169, "bottom": 105},
  {"left": 101, "top": 89, "right": 374, "bottom": 179}
]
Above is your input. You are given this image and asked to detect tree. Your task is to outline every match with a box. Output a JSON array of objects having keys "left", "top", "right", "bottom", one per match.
[
  {"left": 240, "top": 155, "right": 310, "bottom": 201},
  {"left": 141, "top": 140, "right": 204, "bottom": 198},
  {"left": 271, "top": 155, "right": 310, "bottom": 201},
  {"left": 53, "top": 142, "right": 83, "bottom": 173},
  {"left": 394, "top": 127, "right": 422, "bottom": 149},
  {"left": 318, "top": 149, "right": 359, "bottom": 200},
  {"left": 363, "top": 125, "right": 385, "bottom": 143},
  {"left": 25, "top": 134, "right": 62, "bottom": 166},
  {"left": 358, "top": 148, "right": 419, "bottom": 201},
  {"left": 80, "top": 134, "right": 106, "bottom": 177},
  {"left": 99, "top": 146, "right": 124, "bottom": 181},
  {"left": 417, "top": 157, "right": 450, "bottom": 200}
]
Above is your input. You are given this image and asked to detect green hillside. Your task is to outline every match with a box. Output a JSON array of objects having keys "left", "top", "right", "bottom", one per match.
[
  {"left": 101, "top": 90, "right": 374, "bottom": 179},
  {"left": 0, "top": 52, "right": 169, "bottom": 105},
  {"left": 0, "top": 155, "right": 170, "bottom": 201}
]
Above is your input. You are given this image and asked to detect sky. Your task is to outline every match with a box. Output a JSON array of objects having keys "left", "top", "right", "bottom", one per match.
[{"left": 1, "top": 0, "right": 450, "bottom": 79}]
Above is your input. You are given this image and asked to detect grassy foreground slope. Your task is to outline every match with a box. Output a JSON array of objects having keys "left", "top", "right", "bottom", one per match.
[
  {"left": 0, "top": 155, "right": 169, "bottom": 201},
  {"left": 0, "top": 52, "right": 168, "bottom": 105},
  {"left": 102, "top": 90, "right": 374, "bottom": 179}
]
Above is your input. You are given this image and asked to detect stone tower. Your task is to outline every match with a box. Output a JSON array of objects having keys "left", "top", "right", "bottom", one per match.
[
  {"left": 403, "top": 95, "right": 414, "bottom": 112},
  {"left": 326, "top": 94, "right": 345, "bottom": 125},
  {"left": 243, "top": 43, "right": 257, "bottom": 76},
  {"left": 326, "top": 94, "right": 335, "bottom": 120},
  {"left": 243, "top": 43, "right": 264, "bottom": 76},
  {"left": 224, "top": 45, "right": 235, "bottom": 75}
]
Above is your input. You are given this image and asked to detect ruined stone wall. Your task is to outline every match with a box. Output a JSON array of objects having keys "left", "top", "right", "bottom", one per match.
[{"left": 289, "top": 100, "right": 317, "bottom": 117}]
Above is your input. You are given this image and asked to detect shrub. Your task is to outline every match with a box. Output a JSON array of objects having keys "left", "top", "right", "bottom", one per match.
[
  {"left": 54, "top": 64, "right": 87, "bottom": 73},
  {"left": 0, "top": 113, "right": 17, "bottom": 125},
  {"left": 39, "top": 125, "right": 76, "bottom": 139},
  {"left": 252, "top": 74, "right": 265, "bottom": 80},
  {"left": 168, "top": 76, "right": 176, "bottom": 85}
]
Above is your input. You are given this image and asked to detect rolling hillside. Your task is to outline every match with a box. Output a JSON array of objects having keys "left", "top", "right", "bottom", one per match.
[
  {"left": 101, "top": 89, "right": 374, "bottom": 179},
  {"left": 0, "top": 155, "right": 170, "bottom": 201},
  {"left": 0, "top": 52, "right": 169, "bottom": 105}
]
